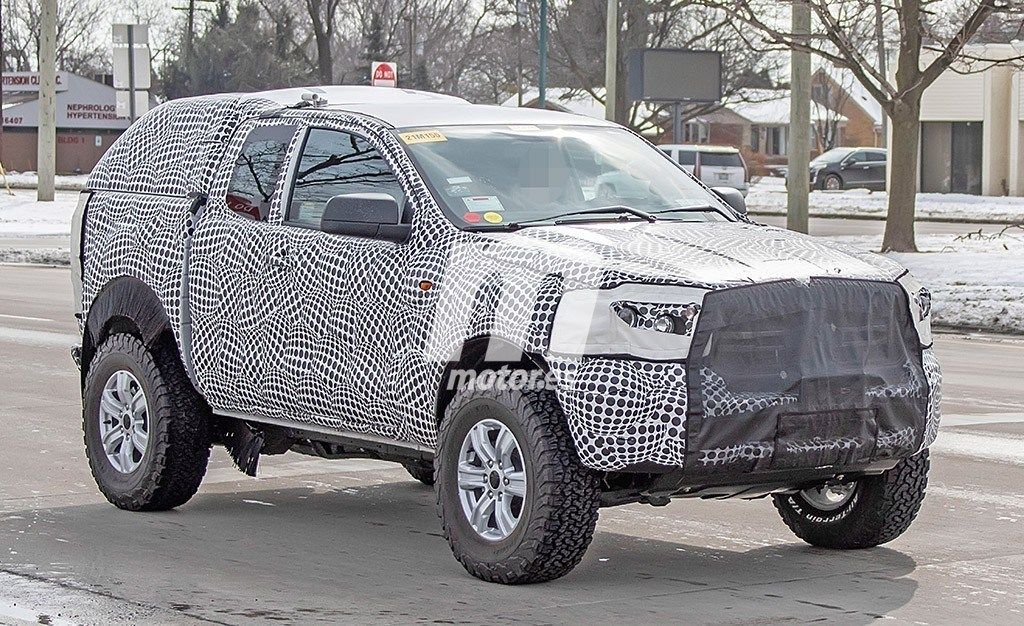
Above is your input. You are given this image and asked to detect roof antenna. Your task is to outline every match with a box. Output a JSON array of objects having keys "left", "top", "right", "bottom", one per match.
[{"left": 296, "top": 89, "right": 328, "bottom": 108}]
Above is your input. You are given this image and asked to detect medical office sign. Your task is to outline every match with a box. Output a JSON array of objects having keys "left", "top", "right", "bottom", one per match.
[{"left": 2, "top": 72, "right": 69, "bottom": 93}]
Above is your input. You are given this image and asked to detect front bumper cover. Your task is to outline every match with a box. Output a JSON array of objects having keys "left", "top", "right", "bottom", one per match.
[{"left": 548, "top": 278, "right": 940, "bottom": 475}]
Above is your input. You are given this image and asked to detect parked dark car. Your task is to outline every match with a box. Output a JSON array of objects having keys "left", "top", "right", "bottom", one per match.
[{"left": 810, "top": 147, "right": 887, "bottom": 191}]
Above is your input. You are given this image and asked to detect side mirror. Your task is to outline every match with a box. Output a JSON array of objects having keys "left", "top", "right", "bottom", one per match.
[
  {"left": 710, "top": 186, "right": 747, "bottom": 216},
  {"left": 320, "top": 192, "right": 410, "bottom": 243}
]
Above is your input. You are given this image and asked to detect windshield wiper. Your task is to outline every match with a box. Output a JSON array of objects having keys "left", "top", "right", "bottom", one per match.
[
  {"left": 505, "top": 205, "right": 657, "bottom": 230},
  {"left": 648, "top": 204, "right": 719, "bottom": 216}
]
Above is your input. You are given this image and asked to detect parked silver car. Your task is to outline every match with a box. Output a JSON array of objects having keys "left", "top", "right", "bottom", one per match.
[{"left": 658, "top": 144, "right": 750, "bottom": 196}]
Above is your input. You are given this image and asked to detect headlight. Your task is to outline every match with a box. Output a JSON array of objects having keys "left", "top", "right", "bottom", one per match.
[
  {"left": 616, "top": 305, "right": 638, "bottom": 327},
  {"left": 549, "top": 285, "right": 709, "bottom": 359},
  {"left": 654, "top": 314, "right": 676, "bottom": 334}
]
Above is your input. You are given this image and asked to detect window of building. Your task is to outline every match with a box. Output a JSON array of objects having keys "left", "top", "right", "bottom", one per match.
[
  {"left": 225, "top": 124, "right": 297, "bottom": 220},
  {"left": 287, "top": 129, "right": 403, "bottom": 228}
]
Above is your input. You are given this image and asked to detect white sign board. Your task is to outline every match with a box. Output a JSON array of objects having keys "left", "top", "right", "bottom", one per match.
[
  {"left": 371, "top": 61, "right": 398, "bottom": 88},
  {"left": 112, "top": 23, "right": 149, "bottom": 45},
  {"left": 112, "top": 24, "right": 152, "bottom": 91},
  {"left": 116, "top": 90, "right": 150, "bottom": 119},
  {"left": 2, "top": 72, "right": 69, "bottom": 93}
]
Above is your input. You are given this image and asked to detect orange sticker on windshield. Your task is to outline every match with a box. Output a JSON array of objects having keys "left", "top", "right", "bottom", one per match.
[{"left": 398, "top": 130, "right": 447, "bottom": 144}]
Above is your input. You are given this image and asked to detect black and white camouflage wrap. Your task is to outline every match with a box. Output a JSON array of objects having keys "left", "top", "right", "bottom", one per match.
[{"left": 81, "top": 90, "right": 942, "bottom": 473}]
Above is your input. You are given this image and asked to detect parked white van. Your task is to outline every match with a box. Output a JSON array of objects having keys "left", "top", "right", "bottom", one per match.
[{"left": 659, "top": 144, "right": 750, "bottom": 196}]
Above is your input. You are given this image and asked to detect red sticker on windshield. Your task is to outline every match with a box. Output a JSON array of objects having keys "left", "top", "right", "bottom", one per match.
[{"left": 462, "top": 211, "right": 481, "bottom": 223}]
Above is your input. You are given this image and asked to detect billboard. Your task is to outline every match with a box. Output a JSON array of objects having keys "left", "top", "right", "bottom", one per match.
[{"left": 627, "top": 49, "right": 722, "bottom": 103}]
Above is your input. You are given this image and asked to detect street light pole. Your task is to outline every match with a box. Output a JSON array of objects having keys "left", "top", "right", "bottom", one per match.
[
  {"left": 37, "top": 0, "right": 57, "bottom": 202},
  {"left": 787, "top": 0, "right": 811, "bottom": 234},
  {"left": 604, "top": 0, "right": 617, "bottom": 122},
  {"left": 538, "top": 0, "right": 548, "bottom": 108}
]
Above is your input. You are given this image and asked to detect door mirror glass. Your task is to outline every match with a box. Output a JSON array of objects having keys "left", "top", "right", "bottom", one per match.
[
  {"left": 710, "top": 186, "right": 746, "bottom": 215},
  {"left": 321, "top": 192, "right": 410, "bottom": 242}
]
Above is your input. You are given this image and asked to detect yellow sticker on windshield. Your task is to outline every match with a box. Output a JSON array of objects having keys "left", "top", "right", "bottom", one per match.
[
  {"left": 399, "top": 130, "right": 447, "bottom": 144},
  {"left": 483, "top": 211, "right": 504, "bottom": 224}
]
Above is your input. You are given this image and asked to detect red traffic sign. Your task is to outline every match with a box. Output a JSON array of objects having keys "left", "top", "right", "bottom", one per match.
[{"left": 371, "top": 62, "right": 397, "bottom": 88}]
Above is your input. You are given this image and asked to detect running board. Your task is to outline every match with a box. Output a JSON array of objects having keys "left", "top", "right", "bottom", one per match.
[{"left": 214, "top": 409, "right": 434, "bottom": 463}]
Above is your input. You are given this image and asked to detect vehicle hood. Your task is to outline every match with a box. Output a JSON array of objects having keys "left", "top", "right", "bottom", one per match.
[{"left": 483, "top": 220, "right": 904, "bottom": 289}]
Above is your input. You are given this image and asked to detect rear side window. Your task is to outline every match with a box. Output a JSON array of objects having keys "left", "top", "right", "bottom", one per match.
[
  {"left": 866, "top": 151, "right": 887, "bottom": 162},
  {"left": 676, "top": 150, "right": 696, "bottom": 166},
  {"left": 698, "top": 152, "right": 742, "bottom": 167},
  {"left": 226, "top": 124, "right": 297, "bottom": 220},
  {"left": 287, "top": 128, "right": 403, "bottom": 228}
]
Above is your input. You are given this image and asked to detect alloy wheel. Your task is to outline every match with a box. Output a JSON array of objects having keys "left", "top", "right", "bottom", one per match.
[
  {"left": 97, "top": 370, "right": 150, "bottom": 473},
  {"left": 456, "top": 418, "right": 527, "bottom": 541}
]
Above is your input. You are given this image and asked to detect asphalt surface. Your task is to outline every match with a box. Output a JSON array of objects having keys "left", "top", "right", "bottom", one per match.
[{"left": 1, "top": 264, "right": 1023, "bottom": 625}]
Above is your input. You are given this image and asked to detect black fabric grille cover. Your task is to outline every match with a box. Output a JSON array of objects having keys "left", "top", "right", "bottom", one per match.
[{"left": 685, "top": 278, "right": 928, "bottom": 474}]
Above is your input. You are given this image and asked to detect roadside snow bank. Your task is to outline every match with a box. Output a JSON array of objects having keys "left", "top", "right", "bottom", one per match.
[
  {"left": 1, "top": 171, "right": 89, "bottom": 191},
  {"left": 748, "top": 177, "right": 1024, "bottom": 224},
  {"left": 0, "top": 189, "right": 78, "bottom": 236},
  {"left": 833, "top": 227, "right": 1024, "bottom": 334}
]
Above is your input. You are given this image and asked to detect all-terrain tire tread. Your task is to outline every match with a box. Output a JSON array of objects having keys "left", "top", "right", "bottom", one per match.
[
  {"left": 773, "top": 450, "right": 929, "bottom": 549},
  {"left": 436, "top": 386, "right": 601, "bottom": 584},
  {"left": 83, "top": 333, "right": 211, "bottom": 511}
]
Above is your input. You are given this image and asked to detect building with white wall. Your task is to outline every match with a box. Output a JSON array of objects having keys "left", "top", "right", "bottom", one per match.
[{"left": 918, "top": 43, "right": 1024, "bottom": 196}]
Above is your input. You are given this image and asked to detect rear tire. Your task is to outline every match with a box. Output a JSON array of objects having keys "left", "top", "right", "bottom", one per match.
[
  {"left": 436, "top": 385, "right": 600, "bottom": 584},
  {"left": 773, "top": 450, "right": 929, "bottom": 549},
  {"left": 403, "top": 460, "right": 435, "bottom": 486},
  {"left": 83, "top": 333, "right": 211, "bottom": 511}
]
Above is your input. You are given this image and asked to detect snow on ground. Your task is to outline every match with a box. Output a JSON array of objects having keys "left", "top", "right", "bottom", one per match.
[
  {"left": 1, "top": 191, "right": 1022, "bottom": 333},
  {"left": 834, "top": 226, "right": 1024, "bottom": 334},
  {"left": 1, "top": 170, "right": 89, "bottom": 191},
  {"left": 0, "top": 189, "right": 79, "bottom": 236},
  {"left": 747, "top": 177, "right": 1024, "bottom": 224}
]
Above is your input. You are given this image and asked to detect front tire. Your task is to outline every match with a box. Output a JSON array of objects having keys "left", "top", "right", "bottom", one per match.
[
  {"left": 821, "top": 173, "right": 843, "bottom": 191},
  {"left": 773, "top": 450, "right": 929, "bottom": 549},
  {"left": 436, "top": 385, "right": 600, "bottom": 584},
  {"left": 83, "top": 333, "right": 211, "bottom": 511}
]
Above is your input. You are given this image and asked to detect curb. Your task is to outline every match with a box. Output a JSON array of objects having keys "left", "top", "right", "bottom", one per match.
[{"left": 748, "top": 209, "right": 1024, "bottom": 226}]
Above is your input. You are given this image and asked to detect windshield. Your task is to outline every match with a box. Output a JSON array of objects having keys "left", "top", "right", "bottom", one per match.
[
  {"left": 812, "top": 148, "right": 855, "bottom": 165},
  {"left": 398, "top": 125, "right": 730, "bottom": 228}
]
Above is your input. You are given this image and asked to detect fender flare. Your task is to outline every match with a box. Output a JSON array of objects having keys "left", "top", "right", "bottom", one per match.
[{"left": 81, "top": 276, "right": 173, "bottom": 381}]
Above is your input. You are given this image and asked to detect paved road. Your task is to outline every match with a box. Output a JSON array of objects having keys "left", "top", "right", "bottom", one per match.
[{"left": 1, "top": 265, "right": 1023, "bottom": 625}]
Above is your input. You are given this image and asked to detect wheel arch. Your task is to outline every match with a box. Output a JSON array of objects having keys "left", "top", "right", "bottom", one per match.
[
  {"left": 433, "top": 334, "right": 549, "bottom": 429},
  {"left": 82, "top": 276, "right": 176, "bottom": 384}
]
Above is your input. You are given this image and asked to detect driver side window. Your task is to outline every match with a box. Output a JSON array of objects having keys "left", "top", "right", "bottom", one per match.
[{"left": 287, "top": 128, "right": 404, "bottom": 228}]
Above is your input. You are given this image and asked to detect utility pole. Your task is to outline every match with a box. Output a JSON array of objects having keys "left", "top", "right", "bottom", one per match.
[
  {"left": 786, "top": 0, "right": 811, "bottom": 234},
  {"left": 604, "top": 0, "right": 617, "bottom": 122},
  {"left": 186, "top": 0, "right": 195, "bottom": 66},
  {"left": 538, "top": 0, "right": 548, "bottom": 108},
  {"left": 37, "top": 0, "right": 57, "bottom": 202},
  {"left": 874, "top": 0, "right": 888, "bottom": 148}
]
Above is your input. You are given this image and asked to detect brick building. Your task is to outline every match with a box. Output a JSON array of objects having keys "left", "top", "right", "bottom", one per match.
[{"left": 1, "top": 72, "right": 138, "bottom": 174}]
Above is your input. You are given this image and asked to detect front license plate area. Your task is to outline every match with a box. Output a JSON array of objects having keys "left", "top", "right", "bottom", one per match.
[{"left": 772, "top": 409, "right": 877, "bottom": 469}]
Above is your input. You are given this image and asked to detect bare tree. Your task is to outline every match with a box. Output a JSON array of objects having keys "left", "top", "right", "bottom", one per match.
[
  {"left": 811, "top": 65, "right": 854, "bottom": 152},
  {"left": 544, "top": 0, "right": 780, "bottom": 133},
  {"left": 2, "top": 0, "right": 109, "bottom": 74},
  {"left": 694, "top": 0, "right": 1024, "bottom": 252}
]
